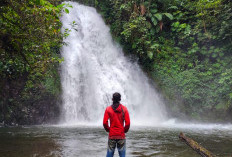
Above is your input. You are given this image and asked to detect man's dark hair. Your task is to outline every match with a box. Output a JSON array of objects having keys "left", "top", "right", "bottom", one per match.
[{"left": 112, "top": 92, "right": 121, "bottom": 103}]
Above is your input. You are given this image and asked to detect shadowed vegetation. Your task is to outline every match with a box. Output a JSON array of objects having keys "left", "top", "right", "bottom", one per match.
[{"left": 0, "top": 0, "right": 68, "bottom": 125}]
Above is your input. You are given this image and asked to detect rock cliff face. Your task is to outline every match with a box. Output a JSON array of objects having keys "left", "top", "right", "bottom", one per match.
[
  {"left": 21, "top": 93, "right": 61, "bottom": 125},
  {"left": 0, "top": 72, "right": 61, "bottom": 126}
]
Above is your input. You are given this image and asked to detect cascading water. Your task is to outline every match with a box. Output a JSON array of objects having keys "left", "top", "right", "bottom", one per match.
[{"left": 60, "top": 2, "right": 167, "bottom": 125}]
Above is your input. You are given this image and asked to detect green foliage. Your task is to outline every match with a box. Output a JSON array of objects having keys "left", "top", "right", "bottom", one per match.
[
  {"left": 0, "top": 0, "right": 65, "bottom": 80},
  {"left": 121, "top": 13, "right": 151, "bottom": 58},
  {"left": 0, "top": 0, "right": 69, "bottom": 124}
]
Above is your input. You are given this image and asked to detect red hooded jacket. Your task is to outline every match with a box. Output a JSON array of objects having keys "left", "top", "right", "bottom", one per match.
[{"left": 103, "top": 104, "right": 130, "bottom": 139}]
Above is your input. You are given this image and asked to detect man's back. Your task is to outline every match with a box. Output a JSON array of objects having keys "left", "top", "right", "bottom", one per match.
[
  {"left": 103, "top": 92, "right": 130, "bottom": 157},
  {"left": 103, "top": 104, "right": 130, "bottom": 139}
]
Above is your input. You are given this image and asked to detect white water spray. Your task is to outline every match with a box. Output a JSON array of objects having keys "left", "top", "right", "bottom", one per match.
[{"left": 60, "top": 2, "right": 167, "bottom": 125}]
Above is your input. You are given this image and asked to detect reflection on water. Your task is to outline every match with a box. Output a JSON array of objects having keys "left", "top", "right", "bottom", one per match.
[
  {"left": 0, "top": 127, "right": 61, "bottom": 157},
  {"left": 0, "top": 125, "right": 232, "bottom": 157}
]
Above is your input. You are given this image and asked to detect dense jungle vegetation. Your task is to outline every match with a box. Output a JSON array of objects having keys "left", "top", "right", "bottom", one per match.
[
  {"left": 85, "top": 0, "right": 232, "bottom": 121},
  {"left": 0, "top": 0, "right": 69, "bottom": 125},
  {"left": 0, "top": 0, "right": 231, "bottom": 125}
]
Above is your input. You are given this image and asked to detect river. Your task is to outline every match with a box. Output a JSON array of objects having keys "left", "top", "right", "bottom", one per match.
[{"left": 1, "top": 124, "right": 232, "bottom": 157}]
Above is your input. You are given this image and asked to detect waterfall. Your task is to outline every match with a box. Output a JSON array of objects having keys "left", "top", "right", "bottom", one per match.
[{"left": 60, "top": 2, "right": 167, "bottom": 125}]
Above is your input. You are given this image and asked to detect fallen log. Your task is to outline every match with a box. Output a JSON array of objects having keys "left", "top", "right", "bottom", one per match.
[{"left": 179, "top": 132, "right": 216, "bottom": 157}]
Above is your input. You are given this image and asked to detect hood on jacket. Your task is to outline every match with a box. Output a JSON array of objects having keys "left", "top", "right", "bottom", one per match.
[{"left": 111, "top": 103, "right": 122, "bottom": 113}]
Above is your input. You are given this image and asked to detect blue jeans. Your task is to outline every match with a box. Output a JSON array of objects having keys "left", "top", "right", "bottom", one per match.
[{"left": 106, "top": 139, "right": 126, "bottom": 157}]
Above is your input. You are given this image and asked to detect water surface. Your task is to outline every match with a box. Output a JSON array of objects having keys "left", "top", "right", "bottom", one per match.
[{"left": 0, "top": 125, "right": 232, "bottom": 157}]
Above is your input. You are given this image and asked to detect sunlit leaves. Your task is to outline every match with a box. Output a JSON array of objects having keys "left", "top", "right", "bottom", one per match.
[
  {"left": 147, "top": 51, "right": 153, "bottom": 59},
  {"left": 154, "top": 13, "right": 162, "bottom": 21},
  {"left": 151, "top": 17, "right": 157, "bottom": 25},
  {"left": 35, "top": 0, "right": 45, "bottom": 6},
  {"left": 163, "top": 13, "right": 173, "bottom": 20},
  {"left": 65, "top": 8, "right": 69, "bottom": 13},
  {"left": 150, "top": 9, "right": 158, "bottom": 14},
  {"left": 57, "top": 3, "right": 65, "bottom": 8}
]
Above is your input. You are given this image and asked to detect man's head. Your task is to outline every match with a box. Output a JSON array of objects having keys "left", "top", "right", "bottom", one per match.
[{"left": 112, "top": 92, "right": 121, "bottom": 103}]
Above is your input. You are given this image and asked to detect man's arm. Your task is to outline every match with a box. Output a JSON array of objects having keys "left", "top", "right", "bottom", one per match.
[
  {"left": 103, "top": 108, "right": 110, "bottom": 132},
  {"left": 124, "top": 107, "right": 130, "bottom": 133}
]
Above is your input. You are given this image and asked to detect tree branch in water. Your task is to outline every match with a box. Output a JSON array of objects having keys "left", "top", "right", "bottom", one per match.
[{"left": 179, "top": 132, "right": 216, "bottom": 157}]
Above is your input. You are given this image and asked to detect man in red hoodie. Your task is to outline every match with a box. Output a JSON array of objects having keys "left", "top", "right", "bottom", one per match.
[{"left": 103, "top": 92, "right": 130, "bottom": 157}]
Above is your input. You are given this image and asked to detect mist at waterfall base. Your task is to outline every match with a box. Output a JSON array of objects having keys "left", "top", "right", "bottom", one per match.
[{"left": 60, "top": 2, "right": 167, "bottom": 126}]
